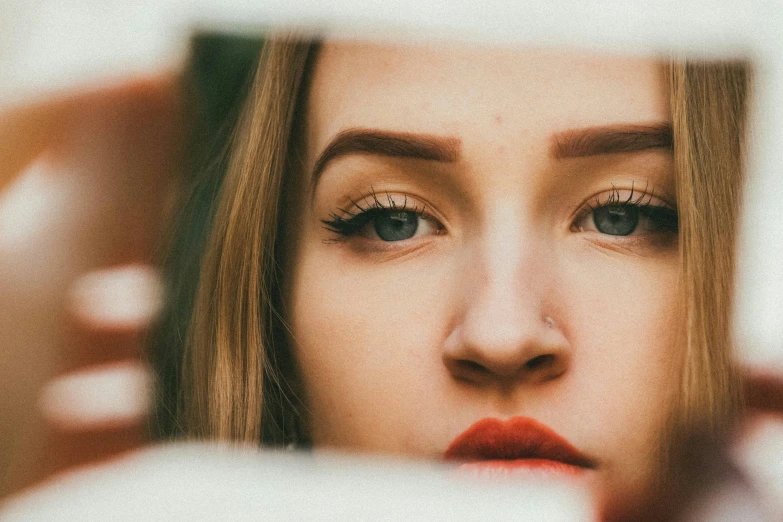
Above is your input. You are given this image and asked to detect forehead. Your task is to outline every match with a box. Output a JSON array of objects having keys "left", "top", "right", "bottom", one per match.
[{"left": 306, "top": 41, "right": 668, "bottom": 153}]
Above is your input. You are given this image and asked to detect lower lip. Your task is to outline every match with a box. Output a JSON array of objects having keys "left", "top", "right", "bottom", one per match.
[{"left": 456, "top": 459, "right": 586, "bottom": 479}]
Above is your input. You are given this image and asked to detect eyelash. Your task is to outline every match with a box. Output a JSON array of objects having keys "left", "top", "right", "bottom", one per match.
[
  {"left": 321, "top": 188, "right": 431, "bottom": 238},
  {"left": 321, "top": 185, "right": 678, "bottom": 240},
  {"left": 572, "top": 184, "right": 678, "bottom": 234}
]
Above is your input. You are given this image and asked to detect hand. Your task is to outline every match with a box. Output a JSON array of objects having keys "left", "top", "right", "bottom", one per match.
[
  {"left": 728, "top": 370, "right": 783, "bottom": 518},
  {"left": 0, "top": 76, "right": 180, "bottom": 496},
  {"left": 604, "top": 367, "right": 783, "bottom": 521}
]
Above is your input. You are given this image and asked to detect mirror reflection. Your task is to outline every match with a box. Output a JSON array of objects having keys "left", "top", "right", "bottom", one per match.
[
  {"left": 153, "top": 34, "right": 751, "bottom": 515},
  {"left": 1, "top": 30, "right": 766, "bottom": 520}
]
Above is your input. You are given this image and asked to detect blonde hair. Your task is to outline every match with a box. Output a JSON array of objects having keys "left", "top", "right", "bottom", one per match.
[
  {"left": 170, "top": 38, "right": 750, "bottom": 469},
  {"left": 664, "top": 61, "right": 749, "bottom": 480},
  {"left": 179, "top": 39, "right": 313, "bottom": 441}
]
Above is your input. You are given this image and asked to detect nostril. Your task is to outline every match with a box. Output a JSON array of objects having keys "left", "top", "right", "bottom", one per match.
[
  {"left": 525, "top": 354, "right": 555, "bottom": 371},
  {"left": 459, "top": 359, "right": 489, "bottom": 374},
  {"left": 446, "top": 359, "right": 494, "bottom": 383}
]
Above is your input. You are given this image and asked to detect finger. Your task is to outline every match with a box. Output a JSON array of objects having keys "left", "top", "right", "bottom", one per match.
[
  {"left": 39, "top": 362, "right": 152, "bottom": 433},
  {"left": 744, "top": 369, "right": 783, "bottom": 415},
  {"left": 37, "top": 362, "right": 152, "bottom": 474},
  {"left": 33, "top": 266, "right": 163, "bottom": 484},
  {"left": 66, "top": 265, "right": 165, "bottom": 367},
  {"left": 732, "top": 415, "right": 783, "bottom": 518}
]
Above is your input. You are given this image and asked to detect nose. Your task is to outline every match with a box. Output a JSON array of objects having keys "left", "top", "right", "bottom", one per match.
[
  {"left": 443, "top": 319, "right": 570, "bottom": 386},
  {"left": 442, "top": 213, "right": 571, "bottom": 386}
]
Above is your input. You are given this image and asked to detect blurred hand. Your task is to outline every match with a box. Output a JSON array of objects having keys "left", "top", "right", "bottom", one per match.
[
  {"left": 729, "top": 370, "right": 783, "bottom": 518},
  {"left": 604, "top": 368, "right": 783, "bottom": 521},
  {"left": 0, "top": 76, "right": 180, "bottom": 496}
]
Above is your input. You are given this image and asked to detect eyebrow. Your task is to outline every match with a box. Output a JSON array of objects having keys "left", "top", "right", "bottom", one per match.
[
  {"left": 550, "top": 123, "right": 673, "bottom": 159},
  {"left": 310, "top": 123, "right": 672, "bottom": 191},
  {"left": 310, "top": 128, "right": 462, "bottom": 189}
]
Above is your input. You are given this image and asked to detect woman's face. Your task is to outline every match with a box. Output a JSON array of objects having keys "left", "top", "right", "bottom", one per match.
[{"left": 284, "top": 41, "right": 679, "bottom": 499}]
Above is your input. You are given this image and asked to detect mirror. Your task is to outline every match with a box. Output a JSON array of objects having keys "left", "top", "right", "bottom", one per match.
[{"left": 0, "top": 2, "right": 780, "bottom": 520}]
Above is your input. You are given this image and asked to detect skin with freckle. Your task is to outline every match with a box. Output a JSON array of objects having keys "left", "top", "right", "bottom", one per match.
[{"left": 282, "top": 42, "right": 680, "bottom": 502}]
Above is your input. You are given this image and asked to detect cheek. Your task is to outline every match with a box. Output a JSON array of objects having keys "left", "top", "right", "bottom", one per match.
[
  {"left": 557, "top": 246, "right": 680, "bottom": 482},
  {"left": 288, "top": 244, "right": 457, "bottom": 451},
  {"left": 288, "top": 235, "right": 681, "bottom": 485}
]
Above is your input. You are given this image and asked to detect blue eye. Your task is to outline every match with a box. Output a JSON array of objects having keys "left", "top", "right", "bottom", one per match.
[
  {"left": 576, "top": 202, "right": 678, "bottom": 237},
  {"left": 592, "top": 205, "right": 639, "bottom": 236},
  {"left": 321, "top": 191, "right": 442, "bottom": 242},
  {"left": 373, "top": 211, "right": 419, "bottom": 241}
]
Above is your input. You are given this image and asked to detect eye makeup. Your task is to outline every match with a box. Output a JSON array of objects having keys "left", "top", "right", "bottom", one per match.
[
  {"left": 320, "top": 179, "right": 678, "bottom": 258},
  {"left": 571, "top": 185, "right": 678, "bottom": 237},
  {"left": 321, "top": 188, "right": 444, "bottom": 243}
]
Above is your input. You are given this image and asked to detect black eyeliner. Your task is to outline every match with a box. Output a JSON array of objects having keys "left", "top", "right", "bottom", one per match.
[
  {"left": 321, "top": 188, "right": 427, "bottom": 238},
  {"left": 575, "top": 184, "right": 679, "bottom": 234}
]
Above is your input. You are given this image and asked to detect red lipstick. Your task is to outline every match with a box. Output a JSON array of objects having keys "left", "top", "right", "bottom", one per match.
[{"left": 445, "top": 417, "right": 594, "bottom": 477}]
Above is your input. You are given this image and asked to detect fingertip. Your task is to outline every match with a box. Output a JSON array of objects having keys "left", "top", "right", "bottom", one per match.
[
  {"left": 38, "top": 361, "right": 152, "bottom": 431},
  {"left": 68, "top": 265, "right": 164, "bottom": 331}
]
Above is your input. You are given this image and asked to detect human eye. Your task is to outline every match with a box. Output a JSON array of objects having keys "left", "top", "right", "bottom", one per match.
[
  {"left": 571, "top": 186, "right": 678, "bottom": 238},
  {"left": 321, "top": 189, "right": 444, "bottom": 243}
]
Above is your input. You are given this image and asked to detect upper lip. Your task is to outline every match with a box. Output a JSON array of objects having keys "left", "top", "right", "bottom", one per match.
[{"left": 444, "top": 417, "right": 596, "bottom": 469}]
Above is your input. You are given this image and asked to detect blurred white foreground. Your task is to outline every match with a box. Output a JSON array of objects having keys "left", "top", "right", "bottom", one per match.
[{"left": 0, "top": 444, "right": 591, "bottom": 521}]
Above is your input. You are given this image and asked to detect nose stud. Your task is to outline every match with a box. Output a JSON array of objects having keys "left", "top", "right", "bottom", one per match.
[{"left": 545, "top": 316, "right": 555, "bottom": 328}]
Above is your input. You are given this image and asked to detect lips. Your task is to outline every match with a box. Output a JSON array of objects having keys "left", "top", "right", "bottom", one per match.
[{"left": 444, "top": 417, "right": 595, "bottom": 476}]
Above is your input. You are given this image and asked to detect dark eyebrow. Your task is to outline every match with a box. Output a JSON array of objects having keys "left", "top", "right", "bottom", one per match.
[
  {"left": 311, "top": 128, "right": 461, "bottom": 189},
  {"left": 550, "top": 123, "right": 673, "bottom": 159}
]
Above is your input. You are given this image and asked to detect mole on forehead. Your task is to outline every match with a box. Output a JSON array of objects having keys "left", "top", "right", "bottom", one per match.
[{"left": 307, "top": 42, "right": 667, "bottom": 164}]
